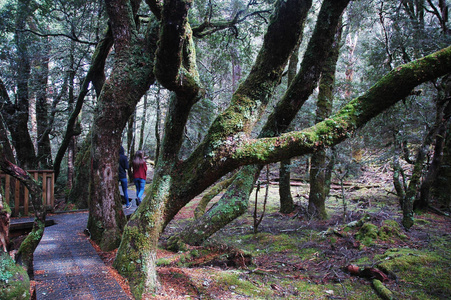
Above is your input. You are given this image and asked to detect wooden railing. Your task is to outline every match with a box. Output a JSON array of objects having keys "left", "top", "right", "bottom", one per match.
[{"left": 0, "top": 170, "right": 54, "bottom": 217}]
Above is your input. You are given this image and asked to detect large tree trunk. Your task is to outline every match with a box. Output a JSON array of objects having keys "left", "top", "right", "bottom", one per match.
[
  {"left": 87, "top": 1, "right": 158, "bottom": 250},
  {"left": 117, "top": 35, "right": 450, "bottom": 300},
  {"left": 177, "top": 0, "right": 348, "bottom": 247},
  {"left": 418, "top": 76, "right": 451, "bottom": 209},
  {"left": 113, "top": 1, "right": 348, "bottom": 297},
  {"left": 5, "top": 0, "right": 36, "bottom": 169},
  {"left": 308, "top": 17, "right": 343, "bottom": 219},
  {"left": 433, "top": 120, "right": 451, "bottom": 209}
]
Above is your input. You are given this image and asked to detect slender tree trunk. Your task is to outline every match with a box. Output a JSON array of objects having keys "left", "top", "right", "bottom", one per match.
[
  {"left": 279, "top": 160, "right": 294, "bottom": 213},
  {"left": 139, "top": 95, "right": 148, "bottom": 150},
  {"left": 392, "top": 132, "right": 407, "bottom": 205},
  {"left": 308, "top": 18, "right": 343, "bottom": 219},
  {"left": 66, "top": 40, "right": 77, "bottom": 190},
  {"left": 127, "top": 113, "right": 135, "bottom": 155},
  {"left": 417, "top": 120, "right": 447, "bottom": 209},
  {"left": 155, "top": 85, "right": 161, "bottom": 162},
  {"left": 279, "top": 40, "right": 301, "bottom": 214},
  {"left": 0, "top": 80, "right": 16, "bottom": 164},
  {"left": 34, "top": 34, "right": 52, "bottom": 169},
  {"left": 53, "top": 26, "right": 113, "bottom": 181},
  {"left": 193, "top": 172, "right": 238, "bottom": 219},
  {"left": 401, "top": 112, "right": 443, "bottom": 228},
  {"left": 433, "top": 120, "right": 451, "bottom": 209}
]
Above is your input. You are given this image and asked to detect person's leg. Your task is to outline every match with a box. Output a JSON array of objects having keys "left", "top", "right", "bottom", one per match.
[
  {"left": 136, "top": 178, "right": 146, "bottom": 204},
  {"left": 134, "top": 178, "right": 141, "bottom": 205},
  {"left": 119, "top": 178, "right": 129, "bottom": 206}
]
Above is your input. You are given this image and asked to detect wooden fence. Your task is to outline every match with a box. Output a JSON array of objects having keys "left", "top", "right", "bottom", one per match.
[{"left": 0, "top": 170, "right": 54, "bottom": 217}]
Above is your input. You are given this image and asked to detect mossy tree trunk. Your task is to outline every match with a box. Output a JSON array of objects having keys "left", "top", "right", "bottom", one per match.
[
  {"left": 114, "top": 0, "right": 315, "bottom": 297},
  {"left": 176, "top": 0, "right": 348, "bottom": 248},
  {"left": 87, "top": 1, "right": 159, "bottom": 251},
  {"left": 0, "top": 0, "right": 36, "bottom": 169},
  {"left": 193, "top": 172, "right": 239, "bottom": 220},
  {"left": 0, "top": 144, "right": 46, "bottom": 276},
  {"left": 433, "top": 119, "right": 451, "bottom": 209},
  {"left": 418, "top": 75, "right": 451, "bottom": 209},
  {"left": 278, "top": 39, "right": 301, "bottom": 215},
  {"left": 402, "top": 82, "right": 451, "bottom": 227},
  {"left": 279, "top": 160, "right": 294, "bottom": 213},
  {"left": 308, "top": 17, "right": 343, "bottom": 219},
  {"left": 33, "top": 32, "right": 53, "bottom": 169}
]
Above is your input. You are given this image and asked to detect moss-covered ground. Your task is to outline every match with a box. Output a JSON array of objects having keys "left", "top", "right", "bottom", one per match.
[{"left": 152, "top": 163, "right": 450, "bottom": 300}]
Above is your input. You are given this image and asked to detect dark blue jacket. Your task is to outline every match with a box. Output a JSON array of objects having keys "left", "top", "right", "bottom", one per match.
[{"left": 118, "top": 146, "right": 129, "bottom": 179}]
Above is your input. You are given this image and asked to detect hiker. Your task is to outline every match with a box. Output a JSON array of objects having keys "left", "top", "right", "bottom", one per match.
[
  {"left": 132, "top": 150, "right": 147, "bottom": 206},
  {"left": 119, "top": 146, "right": 131, "bottom": 209}
]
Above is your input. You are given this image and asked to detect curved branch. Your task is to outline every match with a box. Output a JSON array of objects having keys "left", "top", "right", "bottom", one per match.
[
  {"left": 145, "top": 0, "right": 163, "bottom": 19},
  {"left": 192, "top": 9, "right": 271, "bottom": 38},
  {"left": 17, "top": 29, "right": 97, "bottom": 45},
  {"left": 234, "top": 46, "right": 451, "bottom": 164},
  {"left": 0, "top": 144, "right": 45, "bottom": 272}
]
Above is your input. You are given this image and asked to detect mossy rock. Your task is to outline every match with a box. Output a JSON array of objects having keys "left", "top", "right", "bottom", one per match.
[
  {"left": 378, "top": 220, "right": 407, "bottom": 241},
  {"left": 355, "top": 222, "right": 379, "bottom": 246},
  {"left": 0, "top": 252, "right": 30, "bottom": 300}
]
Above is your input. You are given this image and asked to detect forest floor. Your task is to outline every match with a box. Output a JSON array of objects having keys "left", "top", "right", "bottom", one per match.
[{"left": 91, "top": 161, "right": 451, "bottom": 300}]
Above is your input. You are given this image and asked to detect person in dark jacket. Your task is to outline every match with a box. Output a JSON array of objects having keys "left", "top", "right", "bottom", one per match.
[{"left": 119, "top": 146, "right": 131, "bottom": 208}]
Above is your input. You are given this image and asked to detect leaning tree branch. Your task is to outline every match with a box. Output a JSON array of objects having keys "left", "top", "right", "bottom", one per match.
[
  {"left": 192, "top": 9, "right": 271, "bottom": 38},
  {"left": 0, "top": 144, "right": 46, "bottom": 273},
  {"left": 234, "top": 45, "right": 451, "bottom": 165},
  {"left": 17, "top": 29, "right": 97, "bottom": 45}
]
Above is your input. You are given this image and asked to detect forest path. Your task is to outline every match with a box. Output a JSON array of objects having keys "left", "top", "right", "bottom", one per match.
[{"left": 33, "top": 211, "right": 131, "bottom": 300}]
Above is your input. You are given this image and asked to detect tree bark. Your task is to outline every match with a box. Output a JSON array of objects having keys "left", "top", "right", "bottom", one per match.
[
  {"left": 308, "top": 17, "right": 343, "bottom": 219},
  {"left": 4, "top": 0, "right": 36, "bottom": 169},
  {"left": 418, "top": 76, "right": 451, "bottom": 209},
  {"left": 279, "top": 160, "right": 294, "bottom": 213},
  {"left": 0, "top": 193, "right": 10, "bottom": 253},
  {"left": 433, "top": 120, "right": 451, "bottom": 209},
  {"left": 0, "top": 144, "right": 46, "bottom": 275},
  {"left": 87, "top": 1, "right": 158, "bottom": 251},
  {"left": 279, "top": 37, "right": 302, "bottom": 215},
  {"left": 177, "top": 0, "right": 348, "bottom": 247},
  {"left": 34, "top": 33, "right": 53, "bottom": 169},
  {"left": 113, "top": 1, "right": 349, "bottom": 297}
]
